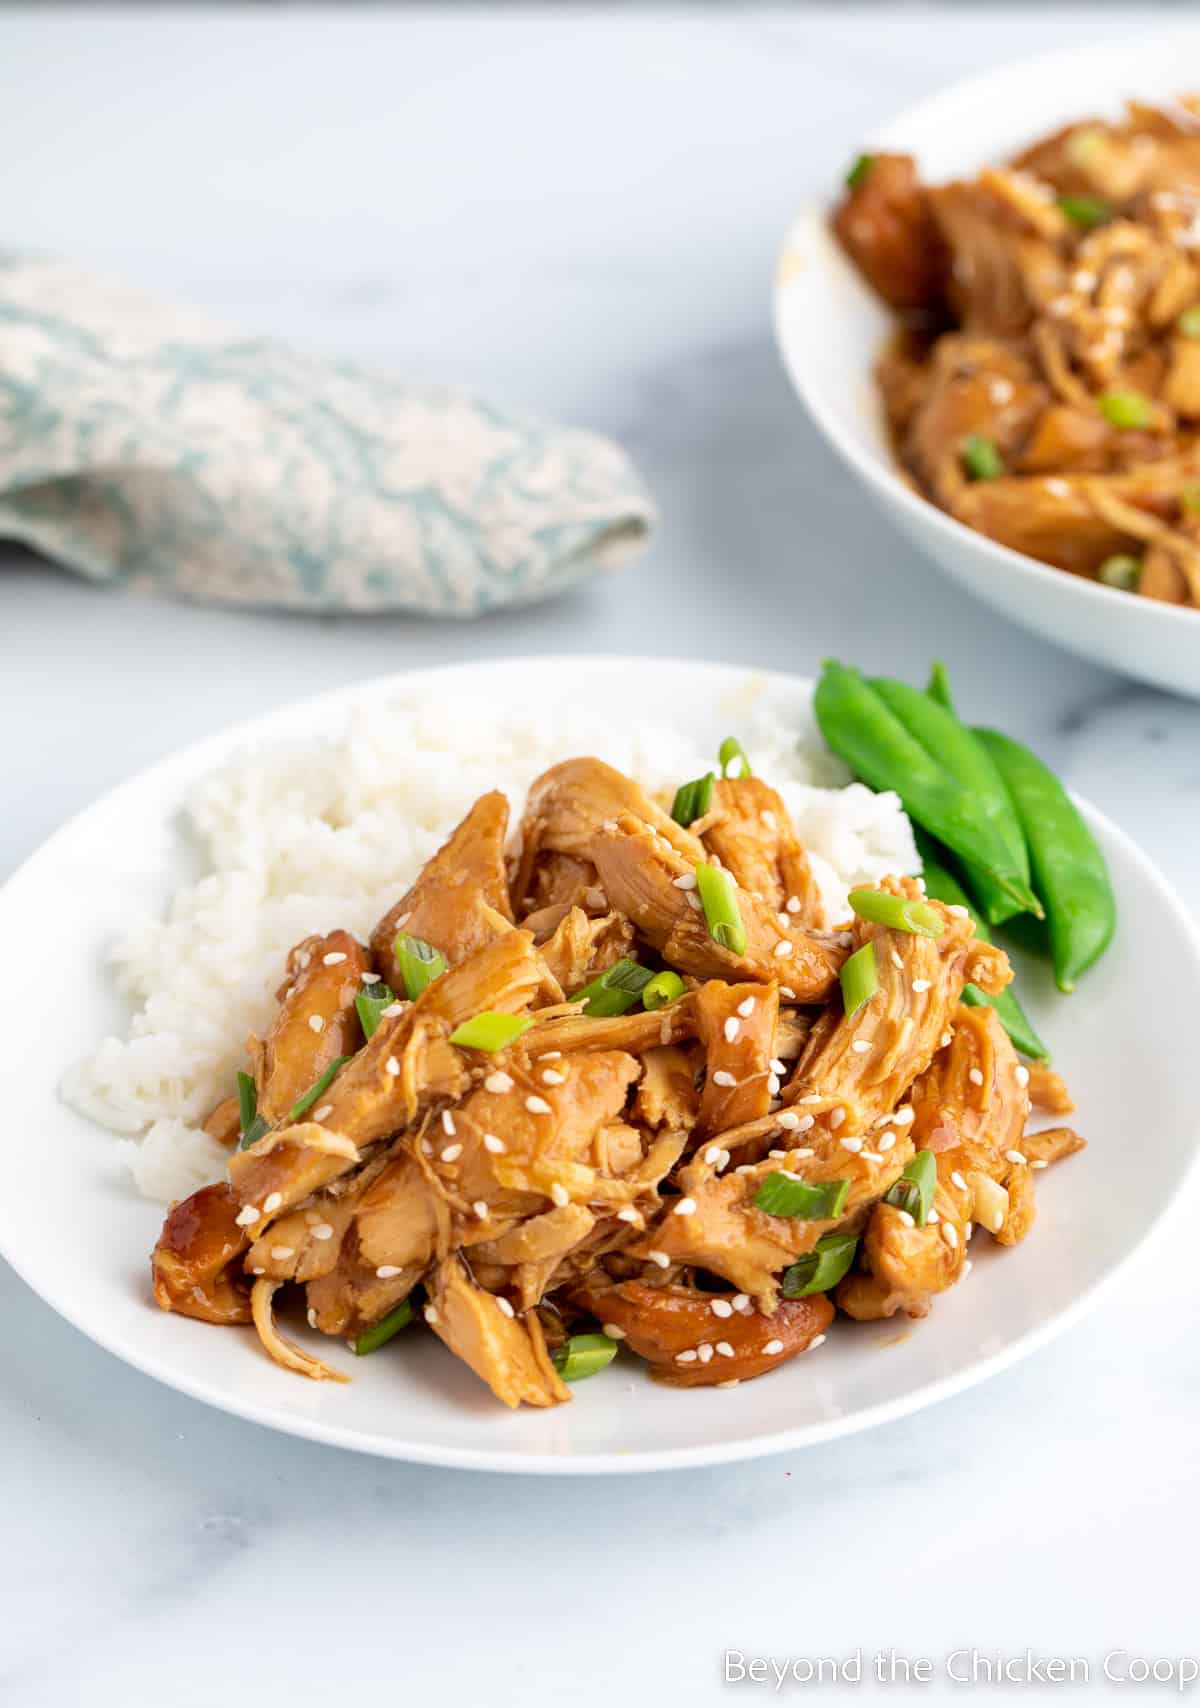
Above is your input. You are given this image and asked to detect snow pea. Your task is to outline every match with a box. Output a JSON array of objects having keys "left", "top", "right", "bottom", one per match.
[
  {"left": 913, "top": 828, "right": 1049, "bottom": 1062},
  {"left": 974, "top": 729, "right": 1115, "bottom": 993},
  {"left": 870, "top": 675, "right": 1041, "bottom": 924},
  {"left": 813, "top": 662, "right": 1036, "bottom": 918}
]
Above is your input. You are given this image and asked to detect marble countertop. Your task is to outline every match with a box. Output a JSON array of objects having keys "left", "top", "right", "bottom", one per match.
[{"left": 3, "top": 7, "right": 1199, "bottom": 1704}]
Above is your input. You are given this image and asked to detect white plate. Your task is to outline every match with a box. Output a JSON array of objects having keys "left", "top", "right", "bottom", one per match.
[
  {"left": 774, "top": 28, "right": 1200, "bottom": 700},
  {"left": 2, "top": 656, "right": 1198, "bottom": 1474}
]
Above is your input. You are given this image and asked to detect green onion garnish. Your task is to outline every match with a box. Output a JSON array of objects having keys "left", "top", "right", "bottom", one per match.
[
  {"left": 845, "top": 153, "right": 873, "bottom": 190},
  {"left": 753, "top": 1173, "right": 851, "bottom": 1220},
  {"left": 781, "top": 1231, "right": 859, "bottom": 1297},
  {"left": 287, "top": 1055, "right": 351, "bottom": 1123},
  {"left": 848, "top": 888, "right": 942, "bottom": 936},
  {"left": 839, "top": 941, "right": 878, "bottom": 1019},
  {"left": 694, "top": 862, "right": 747, "bottom": 957},
  {"left": 718, "top": 736, "right": 753, "bottom": 779},
  {"left": 1179, "top": 305, "right": 1200, "bottom": 340},
  {"left": 236, "top": 1070, "right": 271, "bottom": 1150},
  {"left": 355, "top": 981, "right": 396, "bottom": 1040},
  {"left": 448, "top": 1011, "right": 534, "bottom": 1051},
  {"left": 573, "top": 958, "right": 654, "bottom": 1017},
  {"left": 883, "top": 1148, "right": 937, "bottom": 1224},
  {"left": 353, "top": 1297, "right": 415, "bottom": 1356},
  {"left": 1099, "top": 389, "right": 1154, "bottom": 429},
  {"left": 960, "top": 433, "right": 1005, "bottom": 481},
  {"left": 551, "top": 1332, "right": 618, "bottom": 1381},
  {"left": 1182, "top": 482, "right": 1200, "bottom": 515},
  {"left": 1057, "top": 192, "right": 1113, "bottom": 229},
  {"left": 1097, "top": 553, "right": 1141, "bottom": 591},
  {"left": 394, "top": 933, "right": 447, "bottom": 1001},
  {"left": 642, "top": 969, "right": 687, "bottom": 1011},
  {"left": 671, "top": 771, "right": 714, "bottom": 828}
]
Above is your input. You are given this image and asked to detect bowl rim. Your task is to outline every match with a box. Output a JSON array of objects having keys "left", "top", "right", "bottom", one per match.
[{"left": 772, "top": 24, "right": 1200, "bottom": 633}]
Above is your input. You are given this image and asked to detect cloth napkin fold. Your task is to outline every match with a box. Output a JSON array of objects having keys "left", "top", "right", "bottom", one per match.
[{"left": 0, "top": 254, "right": 655, "bottom": 616}]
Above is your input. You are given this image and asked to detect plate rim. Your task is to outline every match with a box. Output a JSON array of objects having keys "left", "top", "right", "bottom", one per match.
[{"left": 4, "top": 652, "right": 1200, "bottom": 1474}]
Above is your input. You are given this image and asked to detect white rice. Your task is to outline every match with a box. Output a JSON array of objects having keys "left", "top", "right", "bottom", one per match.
[{"left": 63, "top": 681, "right": 916, "bottom": 1202}]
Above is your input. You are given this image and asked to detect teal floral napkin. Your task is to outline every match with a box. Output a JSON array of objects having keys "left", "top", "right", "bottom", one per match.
[{"left": 0, "top": 255, "right": 655, "bottom": 615}]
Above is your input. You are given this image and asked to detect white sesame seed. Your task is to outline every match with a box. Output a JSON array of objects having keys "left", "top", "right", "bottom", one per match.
[
  {"left": 686, "top": 892, "right": 702, "bottom": 911},
  {"left": 1015, "top": 1065, "right": 1030, "bottom": 1087},
  {"left": 322, "top": 951, "right": 347, "bottom": 966},
  {"left": 485, "top": 1071, "right": 514, "bottom": 1093},
  {"left": 786, "top": 895, "right": 802, "bottom": 914},
  {"left": 737, "top": 996, "right": 756, "bottom": 1018},
  {"left": 538, "top": 1050, "right": 563, "bottom": 1061},
  {"left": 716, "top": 1378, "right": 740, "bottom": 1389},
  {"left": 943, "top": 1223, "right": 959, "bottom": 1249},
  {"left": 946, "top": 904, "right": 969, "bottom": 919},
  {"left": 484, "top": 1133, "right": 505, "bottom": 1154},
  {"left": 927, "top": 1209, "right": 939, "bottom": 1225},
  {"left": 495, "top": 1295, "right": 514, "bottom": 1317},
  {"left": 861, "top": 1149, "right": 882, "bottom": 1163},
  {"left": 768, "top": 1148, "right": 786, "bottom": 1159},
  {"left": 763, "top": 1338, "right": 785, "bottom": 1356},
  {"left": 263, "top": 1192, "right": 282, "bottom": 1214},
  {"left": 712, "top": 1069, "right": 737, "bottom": 1088},
  {"left": 841, "top": 1135, "right": 863, "bottom": 1153},
  {"left": 392, "top": 913, "right": 411, "bottom": 932},
  {"left": 541, "top": 1068, "right": 566, "bottom": 1085},
  {"left": 735, "top": 1163, "right": 755, "bottom": 1175},
  {"left": 385, "top": 1056, "right": 400, "bottom": 1077},
  {"left": 718, "top": 1149, "right": 731, "bottom": 1170},
  {"left": 441, "top": 1110, "right": 456, "bottom": 1136},
  {"left": 271, "top": 1246, "right": 294, "bottom": 1261},
  {"left": 525, "top": 1095, "right": 552, "bottom": 1114},
  {"left": 892, "top": 1107, "right": 914, "bottom": 1126},
  {"left": 1006, "top": 1149, "right": 1027, "bottom": 1165},
  {"left": 602, "top": 1323, "right": 626, "bottom": 1340},
  {"left": 250, "top": 1266, "right": 265, "bottom": 1276},
  {"left": 420, "top": 1137, "right": 433, "bottom": 1155},
  {"left": 891, "top": 949, "right": 904, "bottom": 970},
  {"left": 675, "top": 1349, "right": 698, "bottom": 1363},
  {"left": 703, "top": 1144, "right": 722, "bottom": 1165},
  {"left": 308, "top": 1014, "right": 326, "bottom": 1035},
  {"left": 550, "top": 1183, "right": 569, "bottom": 1208},
  {"left": 965, "top": 1223, "right": 974, "bottom": 1241},
  {"left": 807, "top": 1334, "right": 827, "bottom": 1352},
  {"left": 360, "top": 970, "right": 382, "bottom": 983},
  {"left": 602, "top": 818, "right": 618, "bottom": 833},
  {"left": 710, "top": 1298, "right": 733, "bottom": 1318},
  {"left": 778, "top": 912, "right": 791, "bottom": 930},
  {"left": 673, "top": 1197, "right": 697, "bottom": 1218},
  {"left": 307, "top": 1308, "right": 318, "bottom": 1328},
  {"left": 773, "top": 939, "right": 791, "bottom": 958},
  {"left": 911, "top": 978, "right": 931, "bottom": 993},
  {"left": 1032, "top": 1158, "right": 1048, "bottom": 1170},
  {"left": 380, "top": 1002, "right": 404, "bottom": 1018},
  {"left": 312, "top": 1223, "right": 334, "bottom": 1241},
  {"left": 440, "top": 1143, "right": 463, "bottom": 1163},
  {"left": 313, "top": 1104, "right": 333, "bottom": 1122},
  {"left": 941, "top": 1031, "right": 953, "bottom": 1048},
  {"left": 732, "top": 1294, "right": 751, "bottom": 1313},
  {"left": 698, "top": 1343, "right": 714, "bottom": 1364},
  {"left": 616, "top": 1207, "right": 642, "bottom": 1224},
  {"left": 829, "top": 1108, "right": 845, "bottom": 1130},
  {"left": 780, "top": 986, "right": 797, "bottom": 1000},
  {"left": 776, "top": 1111, "right": 799, "bottom": 1131},
  {"left": 968, "top": 1068, "right": 984, "bottom": 1086},
  {"left": 424, "top": 1305, "right": 439, "bottom": 1325},
  {"left": 647, "top": 1250, "right": 671, "bottom": 1269},
  {"left": 962, "top": 1259, "right": 973, "bottom": 1277},
  {"left": 789, "top": 1148, "right": 815, "bottom": 1162},
  {"left": 851, "top": 1039, "right": 871, "bottom": 1054},
  {"left": 951, "top": 1170, "right": 967, "bottom": 1192},
  {"left": 898, "top": 1210, "right": 916, "bottom": 1228},
  {"left": 723, "top": 1016, "right": 741, "bottom": 1044},
  {"left": 715, "top": 1340, "right": 735, "bottom": 1358},
  {"left": 672, "top": 872, "right": 698, "bottom": 890},
  {"left": 376, "top": 1265, "right": 402, "bottom": 1279},
  {"left": 878, "top": 1132, "right": 896, "bottom": 1151}
]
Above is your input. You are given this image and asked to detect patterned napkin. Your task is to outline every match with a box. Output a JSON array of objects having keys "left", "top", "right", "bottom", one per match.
[{"left": 0, "top": 254, "right": 655, "bottom": 615}]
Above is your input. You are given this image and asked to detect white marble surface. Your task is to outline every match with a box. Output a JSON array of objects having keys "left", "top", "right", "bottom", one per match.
[{"left": 3, "top": 7, "right": 1200, "bottom": 1704}]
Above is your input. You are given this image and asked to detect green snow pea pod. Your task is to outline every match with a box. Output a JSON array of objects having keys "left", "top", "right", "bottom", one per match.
[
  {"left": 813, "top": 661, "right": 1035, "bottom": 918},
  {"left": 870, "top": 675, "right": 1041, "bottom": 925},
  {"left": 974, "top": 729, "right": 1115, "bottom": 993},
  {"left": 913, "top": 828, "right": 1050, "bottom": 1062}
]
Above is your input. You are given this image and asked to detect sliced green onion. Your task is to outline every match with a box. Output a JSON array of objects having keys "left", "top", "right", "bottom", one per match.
[
  {"left": 883, "top": 1148, "right": 937, "bottom": 1224},
  {"left": 355, "top": 981, "right": 396, "bottom": 1040},
  {"left": 694, "top": 861, "right": 747, "bottom": 956},
  {"left": 1179, "top": 305, "right": 1200, "bottom": 340},
  {"left": 552, "top": 1332, "right": 618, "bottom": 1381},
  {"left": 642, "top": 969, "right": 687, "bottom": 1011},
  {"left": 394, "top": 933, "right": 447, "bottom": 1001},
  {"left": 718, "top": 736, "right": 753, "bottom": 779},
  {"left": 671, "top": 771, "right": 714, "bottom": 828},
  {"left": 287, "top": 1055, "right": 351, "bottom": 1123},
  {"left": 353, "top": 1297, "right": 415, "bottom": 1356},
  {"left": 573, "top": 958, "right": 654, "bottom": 1017},
  {"left": 960, "top": 433, "right": 1005, "bottom": 481},
  {"left": 1057, "top": 192, "right": 1113, "bottom": 229},
  {"left": 781, "top": 1232, "right": 859, "bottom": 1297},
  {"left": 236, "top": 1070, "right": 270, "bottom": 1150},
  {"left": 848, "top": 888, "right": 943, "bottom": 937},
  {"left": 1180, "top": 482, "right": 1200, "bottom": 515},
  {"left": 448, "top": 1011, "right": 534, "bottom": 1051},
  {"left": 1099, "top": 389, "right": 1154, "bottom": 429},
  {"left": 839, "top": 941, "right": 878, "bottom": 1018},
  {"left": 753, "top": 1173, "right": 850, "bottom": 1220},
  {"left": 926, "top": 659, "right": 956, "bottom": 715},
  {"left": 1097, "top": 553, "right": 1141, "bottom": 591},
  {"left": 845, "top": 153, "right": 873, "bottom": 190}
]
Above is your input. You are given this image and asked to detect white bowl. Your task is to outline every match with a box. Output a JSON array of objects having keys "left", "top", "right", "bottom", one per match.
[
  {"left": 774, "top": 28, "right": 1200, "bottom": 700},
  {"left": 2, "top": 656, "right": 1199, "bottom": 1473}
]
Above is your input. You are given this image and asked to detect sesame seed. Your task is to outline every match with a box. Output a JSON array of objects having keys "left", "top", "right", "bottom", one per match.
[
  {"left": 773, "top": 939, "right": 791, "bottom": 958},
  {"left": 778, "top": 912, "right": 791, "bottom": 930},
  {"left": 841, "top": 1135, "right": 863, "bottom": 1153},
  {"left": 737, "top": 996, "right": 756, "bottom": 1018},
  {"left": 602, "top": 1323, "right": 626, "bottom": 1340},
  {"left": 763, "top": 1338, "right": 785, "bottom": 1357},
  {"left": 424, "top": 1305, "right": 439, "bottom": 1325},
  {"left": 496, "top": 1295, "right": 514, "bottom": 1317},
  {"left": 951, "top": 1170, "right": 967, "bottom": 1191},
  {"left": 927, "top": 1209, "right": 939, "bottom": 1225},
  {"left": 851, "top": 1040, "right": 871, "bottom": 1054},
  {"left": 250, "top": 1266, "right": 265, "bottom": 1276},
  {"left": 718, "top": 1149, "right": 731, "bottom": 1170},
  {"left": 672, "top": 872, "right": 698, "bottom": 891},
  {"left": 484, "top": 1133, "right": 505, "bottom": 1154},
  {"left": 715, "top": 1341, "right": 735, "bottom": 1358},
  {"left": 385, "top": 1056, "right": 400, "bottom": 1076},
  {"left": 911, "top": 978, "right": 931, "bottom": 993},
  {"left": 1032, "top": 1159, "right": 1048, "bottom": 1170},
  {"left": 525, "top": 1095, "right": 552, "bottom": 1114},
  {"left": 312, "top": 1223, "right": 334, "bottom": 1241},
  {"left": 539, "top": 1050, "right": 562, "bottom": 1061},
  {"left": 697, "top": 1343, "right": 714, "bottom": 1364},
  {"left": 807, "top": 1334, "right": 827, "bottom": 1352},
  {"left": 703, "top": 1144, "right": 722, "bottom": 1165},
  {"left": 541, "top": 1068, "right": 566, "bottom": 1085},
  {"left": 263, "top": 1192, "right": 282, "bottom": 1214},
  {"left": 941, "top": 1031, "right": 953, "bottom": 1048},
  {"left": 673, "top": 1197, "right": 697, "bottom": 1217},
  {"left": 420, "top": 1137, "right": 432, "bottom": 1155},
  {"left": 360, "top": 970, "right": 382, "bottom": 983},
  {"left": 861, "top": 1149, "right": 882, "bottom": 1163},
  {"left": 946, "top": 904, "right": 969, "bottom": 919},
  {"left": 485, "top": 1071, "right": 514, "bottom": 1093},
  {"left": 769, "top": 1059, "right": 786, "bottom": 1077},
  {"left": 381, "top": 1002, "right": 404, "bottom": 1019},
  {"left": 616, "top": 1207, "right": 642, "bottom": 1224},
  {"left": 943, "top": 1223, "right": 959, "bottom": 1249},
  {"left": 440, "top": 1143, "right": 463, "bottom": 1163},
  {"left": 647, "top": 1250, "right": 671, "bottom": 1269},
  {"left": 890, "top": 950, "right": 903, "bottom": 970},
  {"left": 712, "top": 1069, "right": 737, "bottom": 1088},
  {"left": 723, "top": 1016, "right": 741, "bottom": 1043},
  {"left": 898, "top": 1210, "right": 916, "bottom": 1228},
  {"left": 878, "top": 1133, "right": 896, "bottom": 1151},
  {"left": 313, "top": 1104, "right": 333, "bottom": 1122},
  {"left": 441, "top": 1110, "right": 456, "bottom": 1136},
  {"left": 675, "top": 1349, "right": 698, "bottom": 1363},
  {"left": 789, "top": 1148, "right": 815, "bottom": 1162},
  {"left": 893, "top": 1107, "right": 914, "bottom": 1126},
  {"left": 307, "top": 1308, "right": 318, "bottom": 1328},
  {"left": 735, "top": 1164, "right": 755, "bottom": 1175},
  {"left": 716, "top": 1379, "right": 740, "bottom": 1389},
  {"left": 308, "top": 1014, "right": 326, "bottom": 1035},
  {"left": 968, "top": 1068, "right": 984, "bottom": 1086},
  {"left": 550, "top": 1183, "right": 569, "bottom": 1208},
  {"left": 710, "top": 1298, "right": 733, "bottom": 1318},
  {"left": 271, "top": 1246, "right": 294, "bottom": 1261},
  {"left": 1006, "top": 1149, "right": 1027, "bottom": 1165},
  {"left": 392, "top": 913, "right": 410, "bottom": 932},
  {"left": 322, "top": 951, "right": 347, "bottom": 966},
  {"left": 777, "top": 1111, "right": 800, "bottom": 1131},
  {"left": 768, "top": 1148, "right": 786, "bottom": 1159},
  {"left": 376, "top": 1265, "right": 402, "bottom": 1278},
  {"left": 732, "top": 1294, "right": 751, "bottom": 1313},
  {"left": 786, "top": 895, "right": 802, "bottom": 914},
  {"left": 829, "top": 1108, "right": 845, "bottom": 1130},
  {"left": 687, "top": 893, "right": 702, "bottom": 912},
  {"left": 1015, "top": 1065, "right": 1030, "bottom": 1087},
  {"left": 602, "top": 818, "right": 618, "bottom": 833}
]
